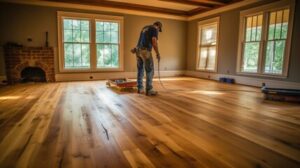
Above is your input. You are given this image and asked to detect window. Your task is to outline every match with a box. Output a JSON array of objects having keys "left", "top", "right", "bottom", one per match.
[
  {"left": 264, "top": 9, "right": 289, "bottom": 74},
  {"left": 242, "top": 14, "right": 263, "bottom": 72},
  {"left": 237, "top": 0, "right": 294, "bottom": 77},
  {"left": 96, "top": 21, "right": 119, "bottom": 68},
  {"left": 196, "top": 17, "right": 219, "bottom": 71},
  {"left": 58, "top": 12, "right": 123, "bottom": 72},
  {"left": 63, "top": 19, "right": 90, "bottom": 69}
]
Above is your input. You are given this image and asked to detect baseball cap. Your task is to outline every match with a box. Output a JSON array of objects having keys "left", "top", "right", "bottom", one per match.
[{"left": 154, "top": 21, "right": 162, "bottom": 32}]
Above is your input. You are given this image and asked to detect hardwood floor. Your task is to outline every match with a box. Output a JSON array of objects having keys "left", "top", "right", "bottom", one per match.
[{"left": 0, "top": 77, "right": 299, "bottom": 168}]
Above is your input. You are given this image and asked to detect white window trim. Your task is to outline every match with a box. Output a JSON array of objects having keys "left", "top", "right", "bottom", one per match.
[
  {"left": 236, "top": 0, "right": 295, "bottom": 78},
  {"left": 57, "top": 11, "right": 124, "bottom": 72},
  {"left": 196, "top": 17, "right": 220, "bottom": 72}
]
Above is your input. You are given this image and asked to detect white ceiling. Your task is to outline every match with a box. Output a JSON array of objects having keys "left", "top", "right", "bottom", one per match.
[{"left": 105, "top": 0, "right": 199, "bottom": 11}]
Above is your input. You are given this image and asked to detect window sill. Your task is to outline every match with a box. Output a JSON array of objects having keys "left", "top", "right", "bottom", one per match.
[
  {"left": 236, "top": 72, "right": 288, "bottom": 79},
  {"left": 59, "top": 68, "right": 124, "bottom": 73},
  {"left": 195, "top": 69, "right": 217, "bottom": 73}
]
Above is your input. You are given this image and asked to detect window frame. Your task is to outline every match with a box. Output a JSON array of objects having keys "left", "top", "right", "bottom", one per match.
[
  {"left": 196, "top": 17, "right": 220, "bottom": 72},
  {"left": 57, "top": 11, "right": 124, "bottom": 72},
  {"left": 236, "top": 0, "right": 295, "bottom": 78}
]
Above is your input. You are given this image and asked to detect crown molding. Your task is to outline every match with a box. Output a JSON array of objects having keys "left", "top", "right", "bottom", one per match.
[
  {"left": 187, "top": 0, "right": 263, "bottom": 21},
  {"left": 0, "top": 0, "right": 188, "bottom": 21},
  {"left": 0, "top": 0, "right": 270, "bottom": 21}
]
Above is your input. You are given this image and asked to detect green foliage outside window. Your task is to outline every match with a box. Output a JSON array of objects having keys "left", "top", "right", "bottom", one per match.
[
  {"left": 264, "top": 23, "right": 288, "bottom": 74},
  {"left": 96, "top": 21, "right": 119, "bottom": 68},
  {"left": 63, "top": 19, "right": 90, "bottom": 69},
  {"left": 243, "top": 24, "right": 288, "bottom": 73}
]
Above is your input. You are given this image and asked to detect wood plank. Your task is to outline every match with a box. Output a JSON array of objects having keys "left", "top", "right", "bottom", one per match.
[{"left": 0, "top": 77, "right": 299, "bottom": 167}]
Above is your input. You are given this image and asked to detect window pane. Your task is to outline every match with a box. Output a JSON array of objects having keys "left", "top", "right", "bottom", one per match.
[
  {"left": 62, "top": 18, "right": 90, "bottom": 69},
  {"left": 82, "top": 44, "right": 90, "bottom": 67},
  {"left": 64, "top": 30, "right": 72, "bottom": 42},
  {"left": 111, "top": 22, "right": 119, "bottom": 31},
  {"left": 256, "top": 15, "right": 263, "bottom": 41},
  {"left": 111, "top": 31, "right": 118, "bottom": 43},
  {"left": 96, "top": 22, "right": 104, "bottom": 32},
  {"left": 265, "top": 41, "right": 274, "bottom": 73},
  {"left": 64, "top": 43, "right": 73, "bottom": 67},
  {"left": 201, "top": 24, "right": 217, "bottom": 45},
  {"left": 251, "top": 16, "right": 257, "bottom": 41},
  {"left": 64, "top": 19, "right": 72, "bottom": 30},
  {"left": 268, "top": 12, "right": 276, "bottom": 40},
  {"left": 265, "top": 9, "right": 289, "bottom": 75},
  {"left": 207, "top": 46, "right": 216, "bottom": 70},
  {"left": 72, "top": 20, "right": 80, "bottom": 30},
  {"left": 273, "top": 40, "right": 285, "bottom": 74},
  {"left": 74, "top": 44, "right": 81, "bottom": 66},
  {"left": 281, "top": 9, "right": 289, "bottom": 39},
  {"left": 245, "top": 17, "right": 252, "bottom": 42},
  {"left": 81, "top": 30, "right": 89, "bottom": 42},
  {"left": 104, "top": 22, "right": 110, "bottom": 31},
  {"left": 63, "top": 43, "right": 90, "bottom": 69},
  {"left": 73, "top": 30, "right": 81, "bottom": 42},
  {"left": 104, "top": 45, "right": 112, "bottom": 67},
  {"left": 242, "top": 42, "right": 259, "bottom": 72},
  {"left": 264, "top": 40, "right": 285, "bottom": 74},
  {"left": 64, "top": 19, "right": 90, "bottom": 43},
  {"left": 245, "top": 15, "right": 262, "bottom": 42},
  {"left": 97, "top": 44, "right": 104, "bottom": 66},
  {"left": 97, "top": 44, "right": 115, "bottom": 67},
  {"left": 198, "top": 21, "right": 218, "bottom": 71},
  {"left": 112, "top": 45, "right": 119, "bottom": 67},
  {"left": 81, "top": 20, "right": 89, "bottom": 30},
  {"left": 96, "top": 31, "right": 104, "bottom": 43},
  {"left": 96, "top": 21, "right": 120, "bottom": 68},
  {"left": 104, "top": 31, "right": 111, "bottom": 43},
  {"left": 275, "top": 10, "right": 283, "bottom": 39},
  {"left": 198, "top": 47, "right": 208, "bottom": 70}
]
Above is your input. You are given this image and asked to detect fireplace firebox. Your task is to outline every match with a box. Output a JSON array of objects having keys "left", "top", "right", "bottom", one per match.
[{"left": 21, "top": 67, "right": 46, "bottom": 82}]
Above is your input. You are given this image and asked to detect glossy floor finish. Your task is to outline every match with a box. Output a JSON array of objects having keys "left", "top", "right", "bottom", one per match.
[{"left": 0, "top": 77, "right": 299, "bottom": 168}]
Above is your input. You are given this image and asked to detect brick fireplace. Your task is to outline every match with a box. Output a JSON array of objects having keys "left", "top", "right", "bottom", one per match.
[{"left": 4, "top": 46, "right": 55, "bottom": 84}]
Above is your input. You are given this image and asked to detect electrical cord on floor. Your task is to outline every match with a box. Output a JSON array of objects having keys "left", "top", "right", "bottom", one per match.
[{"left": 157, "top": 59, "right": 168, "bottom": 90}]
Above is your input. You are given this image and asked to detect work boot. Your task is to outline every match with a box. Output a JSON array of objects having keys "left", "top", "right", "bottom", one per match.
[
  {"left": 137, "top": 89, "right": 145, "bottom": 94},
  {"left": 146, "top": 89, "right": 158, "bottom": 96}
]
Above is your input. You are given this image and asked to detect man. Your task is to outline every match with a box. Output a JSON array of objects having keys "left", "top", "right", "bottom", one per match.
[{"left": 131, "top": 21, "right": 162, "bottom": 96}]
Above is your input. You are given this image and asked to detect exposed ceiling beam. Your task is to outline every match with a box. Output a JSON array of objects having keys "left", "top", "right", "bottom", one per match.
[
  {"left": 45, "top": 0, "right": 188, "bottom": 16},
  {"left": 187, "top": 7, "right": 209, "bottom": 16},
  {"left": 159, "top": 0, "right": 215, "bottom": 8},
  {"left": 188, "top": 0, "right": 243, "bottom": 16},
  {"left": 188, "top": 0, "right": 225, "bottom": 5}
]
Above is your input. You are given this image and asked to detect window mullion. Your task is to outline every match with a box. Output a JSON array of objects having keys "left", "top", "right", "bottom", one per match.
[
  {"left": 259, "top": 12, "right": 268, "bottom": 74},
  {"left": 90, "top": 19, "right": 97, "bottom": 70}
]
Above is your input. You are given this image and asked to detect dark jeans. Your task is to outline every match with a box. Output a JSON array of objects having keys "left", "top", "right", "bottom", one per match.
[{"left": 136, "top": 49, "right": 154, "bottom": 91}]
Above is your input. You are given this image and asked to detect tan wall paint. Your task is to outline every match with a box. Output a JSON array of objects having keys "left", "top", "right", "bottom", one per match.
[
  {"left": 186, "top": 0, "right": 300, "bottom": 83},
  {"left": 0, "top": 3, "right": 186, "bottom": 77}
]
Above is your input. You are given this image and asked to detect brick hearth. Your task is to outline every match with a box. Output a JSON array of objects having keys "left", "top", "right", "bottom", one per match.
[{"left": 4, "top": 46, "right": 55, "bottom": 84}]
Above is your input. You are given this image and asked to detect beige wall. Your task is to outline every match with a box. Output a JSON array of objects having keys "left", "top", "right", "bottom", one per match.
[
  {"left": 1, "top": 1, "right": 300, "bottom": 83},
  {"left": 186, "top": 0, "right": 300, "bottom": 83},
  {"left": 123, "top": 15, "right": 186, "bottom": 72},
  {"left": 0, "top": 3, "right": 186, "bottom": 77}
]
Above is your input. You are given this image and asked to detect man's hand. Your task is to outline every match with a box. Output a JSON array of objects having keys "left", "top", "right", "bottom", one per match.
[
  {"left": 156, "top": 54, "right": 161, "bottom": 62},
  {"left": 131, "top": 47, "right": 137, "bottom": 54}
]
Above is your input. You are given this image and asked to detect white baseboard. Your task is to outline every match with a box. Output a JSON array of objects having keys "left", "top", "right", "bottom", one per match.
[
  {"left": 185, "top": 71, "right": 300, "bottom": 90},
  {"left": 55, "top": 70, "right": 300, "bottom": 89},
  {"left": 55, "top": 70, "right": 185, "bottom": 82}
]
